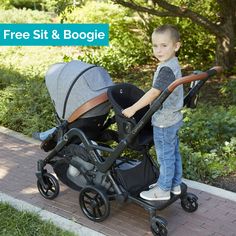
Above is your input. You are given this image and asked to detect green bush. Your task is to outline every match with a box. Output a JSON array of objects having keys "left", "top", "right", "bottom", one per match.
[
  {"left": 220, "top": 78, "right": 236, "bottom": 104},
  {"left": 0, "top": 8, "right": 52, "bottom": 23},
  {"left": 62, "top": 1, "right": 151, "bottom": 75},
  {"left": 180, "top": 105, "right": 236, "bottom": 182},
  {"left": 9, "top": 0, "right": 43, "bottom": 10},
  {"left": 0, "top": 75, "right": 55, "bottom": 135},
  {"left": 181, "top": 106, "right": 236, "bottom": 153},
  {"left": 181, "top": 137, "right": 236, "bottom": 182},
  {"left": 0, "top": 0, "right": 75, "bottom": 12},
  {"left": 0, "top": 0, "right": 11, "bottom": 9}
]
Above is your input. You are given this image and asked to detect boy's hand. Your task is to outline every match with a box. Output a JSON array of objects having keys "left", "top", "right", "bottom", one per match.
[{"left": 122, "top": 107, "right": 136, "bottom": 118}]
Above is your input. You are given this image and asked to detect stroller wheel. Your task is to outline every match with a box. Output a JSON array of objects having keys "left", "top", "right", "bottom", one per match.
[
  {"left": 37, "top": 173, "right": 60, "bottom": 200},
  {"left": 79, "top": 186, "right": 110, "bottom": 222},
  {"left": 150, "top": 216, "right": 168, "bottom": 236},
  {"left": 181, "top": 193, "right": 198, "bottom": 212}
]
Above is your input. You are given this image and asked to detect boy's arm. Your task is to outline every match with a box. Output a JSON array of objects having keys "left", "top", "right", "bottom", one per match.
[
  {"left": 122, "top": 88, "right": 161, "bottom": 118},
  {"left": 122, "top": 66, "right": 176, "bottom": 118}
]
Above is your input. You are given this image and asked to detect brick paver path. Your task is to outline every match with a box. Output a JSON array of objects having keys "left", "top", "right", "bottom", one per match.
[{"left": 0, "top": 132, "right": 236, "bottom": 236}]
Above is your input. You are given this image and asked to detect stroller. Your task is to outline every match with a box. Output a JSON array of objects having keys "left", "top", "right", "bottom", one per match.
[{"left": 35, "top": 60, "right": 222, "bottom": 236}]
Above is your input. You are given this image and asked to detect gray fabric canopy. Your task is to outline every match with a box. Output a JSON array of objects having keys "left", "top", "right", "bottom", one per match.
[{"left": 45, "top": 60, "right": 113, "bottom": 120}]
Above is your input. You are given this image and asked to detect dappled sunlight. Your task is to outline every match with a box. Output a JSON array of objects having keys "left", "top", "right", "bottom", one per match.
[
  {"left": 3, "top": 145, "right": 24, "bottom": 151},
  {"left": 0, "top": 167, "right": 9, "bottom": 179},
  {"left": 20, "top": 187, "right": 38, "bottom": 195}
]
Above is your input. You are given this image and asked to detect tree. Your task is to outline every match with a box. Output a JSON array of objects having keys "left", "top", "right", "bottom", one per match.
[{"left": 111, "top": 0, "right": 236, "bottom": 70}]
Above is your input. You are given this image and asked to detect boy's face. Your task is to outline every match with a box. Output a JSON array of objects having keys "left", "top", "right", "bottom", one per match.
[{"left": 152, "top": 31, "right": 180, "bottom": 63}]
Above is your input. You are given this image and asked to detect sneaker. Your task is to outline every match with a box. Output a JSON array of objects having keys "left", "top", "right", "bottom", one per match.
[
  {"left": 171, "top": 185, "right": 181, "bottom": 195},
  {"left": 32, "top": 132, "right": 41, "bottom": 141},
  {"left": 140, "top": 186, "right": 170, "bottom": 201},
  {"left": 149, "top": 183, "right": 157, "bottom": 189},
  {"left": 32, "top": 127, "right": 57, "bottom": 141}
]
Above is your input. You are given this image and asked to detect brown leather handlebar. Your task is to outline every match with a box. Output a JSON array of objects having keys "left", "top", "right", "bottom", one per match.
[{"left": 168, "top": 66, "right": 223, "bottom": 92}]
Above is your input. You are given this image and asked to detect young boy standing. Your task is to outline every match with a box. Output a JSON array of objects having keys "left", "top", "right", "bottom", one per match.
[{"left": 122, "top": 24, "right": 183, "bottom": 201}]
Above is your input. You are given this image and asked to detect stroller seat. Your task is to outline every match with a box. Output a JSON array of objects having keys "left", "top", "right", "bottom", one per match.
[
  {"left": 108, "top": 83, "right": 153, "bottom": 150},
  {"left": 39, "top": 60, "right": 116, "bottom": 151}
]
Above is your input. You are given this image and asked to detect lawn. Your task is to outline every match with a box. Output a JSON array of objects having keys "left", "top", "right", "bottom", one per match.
[{"left": 0, "top": 202, "right": 76, "bottom": 236}]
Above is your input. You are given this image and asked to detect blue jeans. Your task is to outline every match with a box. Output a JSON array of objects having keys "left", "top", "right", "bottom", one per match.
[{"left": 153, "top": 120, "right": 183, "bottom": 191}]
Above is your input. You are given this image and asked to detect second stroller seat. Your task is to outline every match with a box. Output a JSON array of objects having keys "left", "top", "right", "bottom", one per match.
[{"left": 108, "top": 83, "right": 153, "bottom": 150}]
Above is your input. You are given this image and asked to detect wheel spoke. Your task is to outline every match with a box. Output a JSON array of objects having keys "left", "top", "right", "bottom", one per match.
[
  {"left": 84, "top": 192, "right": 93, "bottom": 200},
  {"left": 97, "top": 207, "right": 102, "bottom": 217},
  {"left": 86, "top": 206, "right": 93, "bottom": 215},
  {"left": 50, "top": 188, "right": 55, "bottom": 193},
  {"left": 92, "top": 207, "right": 96, "bottom": 217},
  {"left": 84, "top": 200, "right": 91, "bottom": 205},
  {"left": 98, "top": 198, "right": 104, "bottom": 207}
]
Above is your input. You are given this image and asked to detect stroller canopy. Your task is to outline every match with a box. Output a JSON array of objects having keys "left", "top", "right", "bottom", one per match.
[{"left": 45, "top": 60, "right": 113, "bottom": 121}]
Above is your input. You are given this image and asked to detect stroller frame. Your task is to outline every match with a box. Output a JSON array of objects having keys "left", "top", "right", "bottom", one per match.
[{"left": 36, "top": 66, "right": 222, "bottom": 236}]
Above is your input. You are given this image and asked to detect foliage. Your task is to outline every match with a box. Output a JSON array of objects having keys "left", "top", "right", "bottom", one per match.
[
  {"left": 220, "top": 78, "right": 236, "bottom": 104},
  {"left": 62, "top": 1, "right": 151, "bottom": 75},
  {"left": 180, "top": 105, "right": 236, "bottom": 182},
  {"left": 0, "top": 202, "right": 75, "bottom": 236},
  {"left": 181, "top": 106, "right": 236, "bottom": 153},
  {"left": 8, "top": 0, "right": 44, "bottom": 10},
  {"left": 0, "top": 0, "right": 86, "bottom": 12},
  {"left": 0, "top": 8, "right": 52, "bottom": 23},
  {"left": 61, "top": 1, "right": 217, "bottom": 72},
  {"left": 0, "top": 78, "right": 55, "bottom": 136},
  {"left": 181, "top": 137, "right": 236, "bottom": 182},
  {"left": 0, "top": 0, "right": 11, "bottom": 9}
]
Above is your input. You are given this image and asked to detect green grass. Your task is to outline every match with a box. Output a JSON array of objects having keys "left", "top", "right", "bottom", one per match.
[{"left": 0, "top": 202, "right": 76, "bottom": 236}]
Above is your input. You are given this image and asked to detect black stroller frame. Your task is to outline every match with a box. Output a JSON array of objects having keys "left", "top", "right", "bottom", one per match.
[{"left": 36, "top": 66, "right": 222, "bottom": 236}]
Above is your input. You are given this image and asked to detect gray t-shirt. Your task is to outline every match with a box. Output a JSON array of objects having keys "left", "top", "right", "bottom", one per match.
[{"left": 152, "top": 57, "right": 183, "bottom": 128}]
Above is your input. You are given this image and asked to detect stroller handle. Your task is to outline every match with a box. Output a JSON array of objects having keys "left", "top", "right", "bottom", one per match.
[{"left": 168, "top": 66, "right": 223, "bottom": 92}]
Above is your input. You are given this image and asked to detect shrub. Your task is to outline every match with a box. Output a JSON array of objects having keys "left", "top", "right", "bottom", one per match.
[
  {"left": 62, "top": 1, "right": 151, "bottom": 75},
  {"left": 181, "top": 137, "right": 236, "bottom": 182},
  {"left": 220, "top": 78, "right": 236, "bottom": 105},
  {"left": 180, "top": 105, "right": 236, "bottom": 153},
  {"left": 0, "top": 76, "right": 55, "bottom": 135},
  {"left": 0, "top": 0, "right": 74, "bottom": 12},
  {"left": 180, "top": 105, "right": 236, "bottom": 182},
  {"left": 0, "top": 8, "right": 52, "bottom": 23}
]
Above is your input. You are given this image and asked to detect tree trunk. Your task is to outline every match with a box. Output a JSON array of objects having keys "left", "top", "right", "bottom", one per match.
[
  {"left": 216, "top": 0, "right": 236, "bottom": 70},
  {"left": 216, "top": 31, "right": 235, "bottom": 70}
]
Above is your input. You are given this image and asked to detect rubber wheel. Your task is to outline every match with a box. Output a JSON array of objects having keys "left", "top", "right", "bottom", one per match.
[
  {"left": 79, "top": 186, "right": 110, "bottom": 222},
  {"left": 37, "top": 173, "right": 59, "bottom": 200},
  {"left": 181, "top": 193, "right": 198, "bottom": 212},
  {"left": 151, "top": 217, "right": 168, "bottom": 236}
]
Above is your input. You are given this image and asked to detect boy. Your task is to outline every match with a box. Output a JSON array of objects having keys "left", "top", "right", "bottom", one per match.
[{"left": 122, "top": 24, "right": 183, "bottom": 201}]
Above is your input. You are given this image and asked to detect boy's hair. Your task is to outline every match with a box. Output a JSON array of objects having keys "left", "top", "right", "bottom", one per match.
[{"left": 153, "top": 24, "right": 180, "bottom": 42}]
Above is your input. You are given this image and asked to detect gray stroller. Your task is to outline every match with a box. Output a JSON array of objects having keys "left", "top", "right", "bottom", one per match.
[{"left": 35, "top": 60, "right": 222, "bottom": 235}]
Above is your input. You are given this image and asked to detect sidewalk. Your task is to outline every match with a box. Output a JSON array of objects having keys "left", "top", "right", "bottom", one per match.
[{"left": 0, "top": 128, "right": 236, "bottom": 236}]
